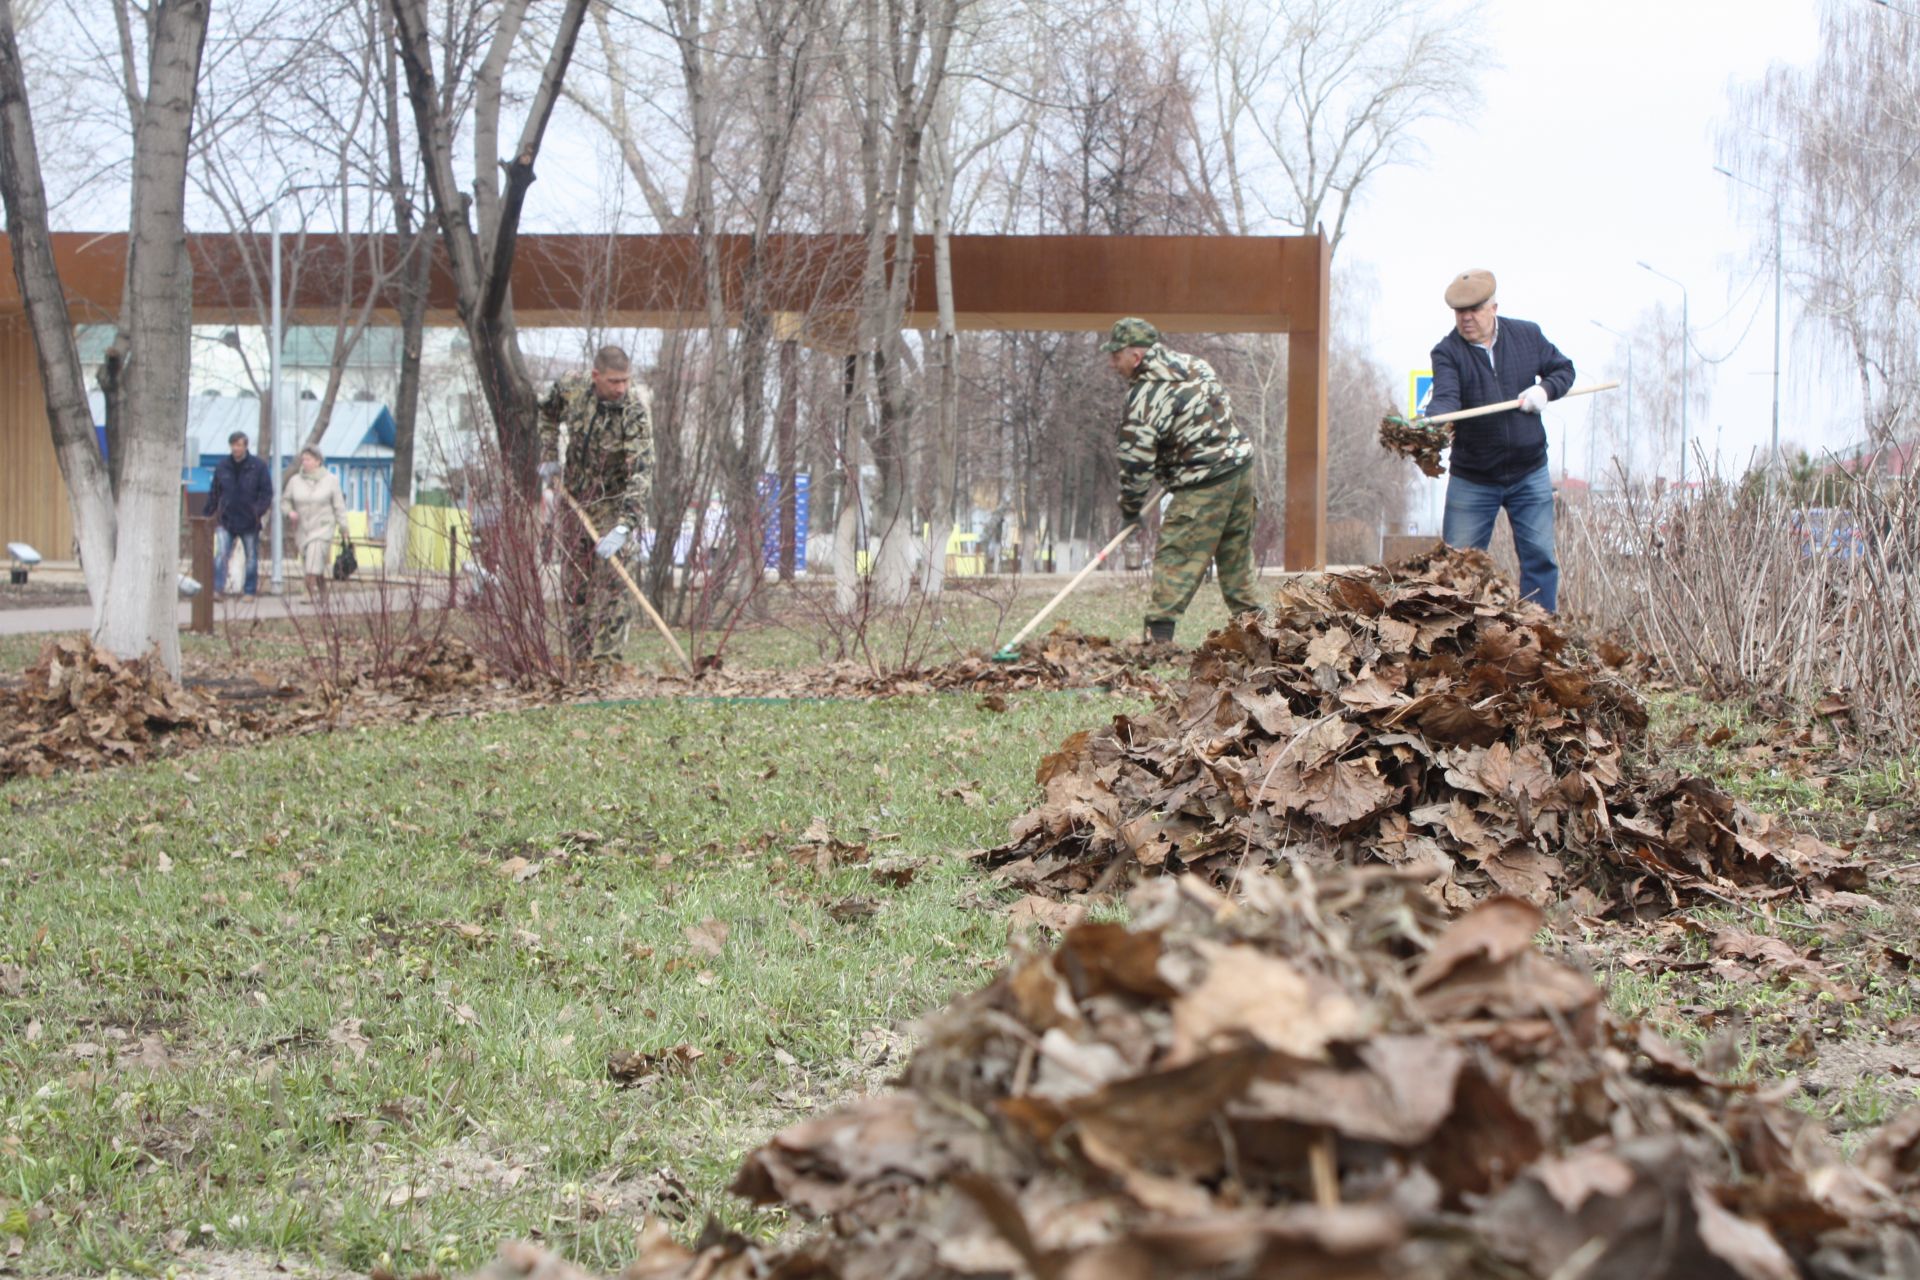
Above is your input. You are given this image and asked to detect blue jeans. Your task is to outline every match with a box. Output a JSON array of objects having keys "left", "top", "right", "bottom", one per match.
[
  {"left": 213, "top": 528, "right": 261, "bottom": 596},
  {"left": 1443, "top": 464, "right": 1559, "bottom": 611}
]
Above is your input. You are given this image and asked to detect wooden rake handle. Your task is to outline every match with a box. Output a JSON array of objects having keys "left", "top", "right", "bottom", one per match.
[
  {"left": 1000, "top": 522, "right": 1138, "bottom": 655},
  {"left": 560, "top": 490, "right": 694, "bottom": 676},
  {"left": 1422, "top": 379, "right": 1621, "bottom": 426}
]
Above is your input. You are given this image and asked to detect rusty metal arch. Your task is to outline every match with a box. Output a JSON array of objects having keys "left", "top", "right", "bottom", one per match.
[{"left": 0, "top": 231, "right": 1330, "bottom": 568}]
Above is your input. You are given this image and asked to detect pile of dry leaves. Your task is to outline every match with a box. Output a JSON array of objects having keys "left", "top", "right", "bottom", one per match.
[
  {"left": 978, "top": 547, "right": 1858, "bottom": 915},
  {"left": 0, "top": 636, "right": 260, "bottom": 781},
  {"left": 1, "top": 634, "right": 526, "bottom": 784},
  {"left": 473, "top": 870, "right": 1920, "bottom": 1279},
  {"left": 905, "top": 628, "right": 1174, "bottom": 698},
  {"left": 622, "top": 628, "right": 1175, "bottom": 701},
  {"left": 1378, "top": 413, "right": 1453, "bottom": 478}
]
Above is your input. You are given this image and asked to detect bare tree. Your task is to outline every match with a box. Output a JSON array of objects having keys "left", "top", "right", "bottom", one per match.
[
  {"left": 387, "top": 0, "right": 588, "bottom": 489},
  {"left": 1724, "top": 0, "right": 1920, "bottom": 448},
  {"left": 566, "top": 3, "right": 691, "bottom": 231},
  {"left": 840, "top": 0, "right": 964, "bottom": 605},
  {"left": 1186, "top": 0, "right": 1487, "bottom": 251},
  {"left": 0, "top": 0, "right": 210, "bottom": 672}
]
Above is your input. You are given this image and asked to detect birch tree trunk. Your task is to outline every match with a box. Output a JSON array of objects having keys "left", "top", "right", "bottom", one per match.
[
  {"left": 0, "top": 0, "right": 209, "bottom": 673},
  {"left": 379, "top": 0, "right": 430, "bottom": 565},
  {"left": 0, "top": 0, "right": 115, "bottom": 612},
  {"left": 104, "top": 0, "right": 209, "bottom": 673},
  {"left": 920, "top": 112, "right": 960, "bottom": 599},
  {"left": 849, "top": 0, "right": 960, "bottom": 607},
  {"left": 388, "top": 0, "right": 588, "bottom": 493}
]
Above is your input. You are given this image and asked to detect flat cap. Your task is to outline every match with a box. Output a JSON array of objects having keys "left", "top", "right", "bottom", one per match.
[
  {"left": 1101, "top": 316, "right": 1160, "bottom": 353},
  {"left": 1444, "top": 269, "right": 1496, "bottom": 310}
]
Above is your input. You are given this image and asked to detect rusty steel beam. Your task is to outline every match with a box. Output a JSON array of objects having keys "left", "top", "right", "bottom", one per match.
[
  {"left": 1284, "top": 233, "right": 1331, "bottom": 572},
  {"left": 0, "top": 232, "right": 1317, "bottom": 332},
  {"left": 0, "top": 229, "right": 1332, "bottom": 568}
]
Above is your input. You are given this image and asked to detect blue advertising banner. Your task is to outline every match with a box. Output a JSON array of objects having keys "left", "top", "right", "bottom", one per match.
[{"left": 757, "top": 472, "right": 810, "bottom": 571}]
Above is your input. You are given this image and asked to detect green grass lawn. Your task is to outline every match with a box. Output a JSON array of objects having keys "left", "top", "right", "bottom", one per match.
[
  {"left": 0, "top": 689, "right": 1152, "bottom": 1277},
  {"left": 1578, "top": 688, "right": 1920, "bottom": 1148},
  {"left": 7, "top": 576, "right": 1920, "bottom": 1276},
  {"left": 0, "top": 572, "right": 1236, "bottom": 680}
]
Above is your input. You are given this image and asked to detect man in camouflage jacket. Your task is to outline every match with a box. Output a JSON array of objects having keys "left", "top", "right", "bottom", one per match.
[
  {"left": 539, "top": 344, "right": 655, "bottom": 667},
  {"left": 1106, "top": 317, "right": 1262, "bottom": 643}
]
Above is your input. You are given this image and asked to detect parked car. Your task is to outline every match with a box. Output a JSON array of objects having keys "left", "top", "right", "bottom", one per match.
[{"left": 1791, "top": 508, "right": 1868, "bottom": 559}]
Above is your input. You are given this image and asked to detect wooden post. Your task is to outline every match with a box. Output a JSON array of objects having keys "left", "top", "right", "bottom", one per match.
[
  {"left": 775, "top": 332, "right": 799, "bottom": 582},
  {"left": 1284, "top": 231, "right": 1330, "bottom": 572},
  {"left": 189, "top": 517, "right": 214, "bottom": 634}
]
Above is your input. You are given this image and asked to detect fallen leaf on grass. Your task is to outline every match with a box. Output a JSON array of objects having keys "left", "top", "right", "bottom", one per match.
[
  {"left": 826, "top": 896, "right": 880, "bottom": 924},
  {"left": 867, "top": 856, "right": 925, "bottom": 888},
  {"left": 497, "top": 856, "right": 541, "bottom": 882},
  {"left": 328, "top": 1018, "right": 371, "bottom": 1063},
  {"left": 608, "top": 1044, "right": 705, "bottom": 1086},
  {"left": 684, "top": 918, "right": 730, "bottom": 957},
  {"left": 1007, "top": 895, "right": 1086, "bottom": 933},
  {"left": 791, "top": 817, "right": 868, "bottom": 872}
]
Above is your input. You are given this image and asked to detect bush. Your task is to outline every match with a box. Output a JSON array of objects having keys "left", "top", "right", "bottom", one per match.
[{"left": 1558, "top": 463, "right": 1920, "bottom": 739}]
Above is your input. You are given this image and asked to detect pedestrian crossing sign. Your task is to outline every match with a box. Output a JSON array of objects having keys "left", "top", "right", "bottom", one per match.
[{"left": 1409, "top": 370, "right": 1433, "bottom": 418}]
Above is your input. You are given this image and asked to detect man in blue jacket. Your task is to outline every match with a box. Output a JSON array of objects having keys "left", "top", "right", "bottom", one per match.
[
  {"left": 202, "top": 431, "right": 274, "bottom": 597},
  {"left": 1426, "top": 269, "right": 1575, "bottom": 611}
]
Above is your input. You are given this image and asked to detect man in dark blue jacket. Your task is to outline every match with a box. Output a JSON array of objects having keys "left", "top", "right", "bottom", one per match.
[
  {"left": 1426, "top": 269, "right": 1575, "bottom": 611},
  {"left": 202, "top": 431, "right": 274, "bottom": 597}
]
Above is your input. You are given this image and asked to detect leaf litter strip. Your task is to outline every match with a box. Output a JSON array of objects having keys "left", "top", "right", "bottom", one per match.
[{"left": 456, "top": 548, "right": 1918, "bottom": 1280}]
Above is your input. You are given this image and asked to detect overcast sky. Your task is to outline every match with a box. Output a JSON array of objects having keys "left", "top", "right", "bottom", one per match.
[{"left": 1340, "top": 0, "right": 1834, "bottom": 524}]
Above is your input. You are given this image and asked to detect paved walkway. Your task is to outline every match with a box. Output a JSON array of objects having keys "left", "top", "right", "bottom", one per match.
[
  {"left": 1, "top": 561, "right": 1354, "bottom": 638},
  {"left": 0, "top": 584, "right": 449, "bottom": 636}
]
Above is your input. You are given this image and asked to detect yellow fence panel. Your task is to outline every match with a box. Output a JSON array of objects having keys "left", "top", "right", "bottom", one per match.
[{"left": 400, "top": 506, "right": 470, "bottom": 573}]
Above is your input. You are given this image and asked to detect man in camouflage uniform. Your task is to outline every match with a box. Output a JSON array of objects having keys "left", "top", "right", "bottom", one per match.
[
  {"left": 539, "top": 345, "right": 654, "bottom": 668},
  {"left": 1106, "top": 317, "right": 1261, "bottom": 643}
]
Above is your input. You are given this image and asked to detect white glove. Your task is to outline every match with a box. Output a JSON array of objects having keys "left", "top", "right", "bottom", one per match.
[
  {"left": 595, "top": 524, "right": 631, "bottom": 560},
  {"left": 1518, "top": 385, "right": 1549, "bottom": 414}
]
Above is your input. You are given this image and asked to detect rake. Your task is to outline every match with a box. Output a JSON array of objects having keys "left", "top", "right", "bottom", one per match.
[
  {"left": 1379, "top": 380, "right": 1620, "bottom": 476},
  {"left": 560, "top": 490, "right": 695, "bottom": 676},
  {"left": 991, "top": 522, "right": 1138, "bottom": 663}
]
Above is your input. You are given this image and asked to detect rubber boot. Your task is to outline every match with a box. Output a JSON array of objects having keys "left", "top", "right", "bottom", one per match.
[{"left": 1144, "top": 619, "right": 1176, "bottom": 645}]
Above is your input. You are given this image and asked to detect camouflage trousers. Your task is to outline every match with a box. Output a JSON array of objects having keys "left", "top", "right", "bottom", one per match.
[
  {"left": 561, "top": 530, "right": 632, "bottom": 668},
  {"left": 1149, "top": 464, "right": 1262, "bottom": 626}
]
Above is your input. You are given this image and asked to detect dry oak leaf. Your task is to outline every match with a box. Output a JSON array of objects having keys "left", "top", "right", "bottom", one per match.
[
  {"left": 327, "top": 1017, "right": 371, "bottom": 1063},
  {"left": 608, "top": 1043, "right": 705, "bottom": 1086},
  {"left": 1411, "top": 895, "right": 1544, "bottom": 994},
  {"left": 1169, "top": 940, "right": 1365, "bottom": 1064},
  {"left": 1300, "top": 757, "right": 1399, "bottom": 828},
  {"left": 684, "top": 918, "right": 730, "bottom": 957}
]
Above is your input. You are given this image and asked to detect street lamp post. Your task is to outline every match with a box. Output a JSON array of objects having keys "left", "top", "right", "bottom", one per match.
[
  {"left": 1637, "top": 261, "right": 1689, "bottom": 493},
  {"left": 1591, "top": 320, "right": 1633, "bottom": 483},
  {"left": 1715, "top": 164, "right": 1783, "bottom": 481},
  {"left": 269, "top": 209, "right": 285, "bottom": 594}
]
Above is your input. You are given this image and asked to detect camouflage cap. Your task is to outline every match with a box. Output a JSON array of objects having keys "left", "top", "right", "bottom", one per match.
[{"left": 1101, "top": 317, "right": 1160, "bottom": 353}]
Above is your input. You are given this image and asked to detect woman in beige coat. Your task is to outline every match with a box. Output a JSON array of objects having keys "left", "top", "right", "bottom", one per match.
[{"left": 282, "top": 447, "right": 348, "bottom": 600}]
